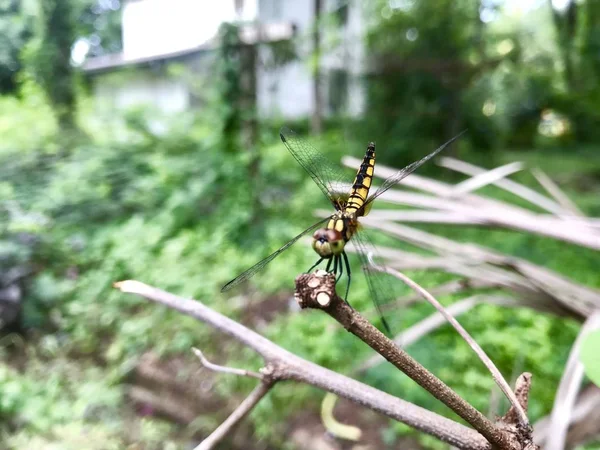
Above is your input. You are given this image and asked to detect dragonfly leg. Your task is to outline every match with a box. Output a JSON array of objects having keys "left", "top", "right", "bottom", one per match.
[
  {"left": 332, "top": 254, "right": 338, "bottom": 275},
  {"left": 306, "top": 257, "right": 324, "bottom": 273},
  {"left": 336, "top": 255, "right": 343, "bottom": 282},
  {"left": 326, "top": 257, "right": 333, "bottom": 272},
  {"left": 342, "top": 251, "right": 351, "bottom": 306}
]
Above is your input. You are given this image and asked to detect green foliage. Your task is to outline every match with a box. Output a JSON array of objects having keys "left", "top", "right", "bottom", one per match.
[
  {"left": 0, "top": 341, "right": 179, "bottom": 449},
  {"left": 0, "top": 0, "right": 34, "bottom": 93},
  {"left": 547, "top": 0, "right": 600, "bottom": 142},
  {"left": 1, "top": 1, "right": 599, "bottom": 447},
  {"left": 581, "top": 330, "right": 600, "bottom": 388},
  {"left": 363, "top": 0, "right": 506, "bottom": 158},
  {"left": 74, "top": 0, "right": 122, "bottom": 57},
  {"left": 1, "top": 84, "right": 596, "bottom": 446}
]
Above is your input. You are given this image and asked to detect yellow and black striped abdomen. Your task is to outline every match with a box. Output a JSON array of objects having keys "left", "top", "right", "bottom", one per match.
[{"left": 344, "top": 142, "right": 375, "bottom": 215}]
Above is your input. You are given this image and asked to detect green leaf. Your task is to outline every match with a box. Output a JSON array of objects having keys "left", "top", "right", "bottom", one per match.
[{"left": 580, "top": 330, "right": 600, "bottom": 387}]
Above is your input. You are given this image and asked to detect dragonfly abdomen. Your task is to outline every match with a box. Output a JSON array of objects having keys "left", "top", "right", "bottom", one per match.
[
  {"left": 345, "top": 143, "right": 375, "bottom": 215},
  {"left": 326, "top": 213, "right": 358, "bottom": 243}
]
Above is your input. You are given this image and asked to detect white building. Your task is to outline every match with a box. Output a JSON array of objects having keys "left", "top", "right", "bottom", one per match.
[{"left": 83, "top": 0, "right": 366, "bottom": 120}]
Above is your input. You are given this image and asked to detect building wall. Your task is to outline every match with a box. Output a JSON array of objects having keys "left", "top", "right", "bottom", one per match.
[
  {"left": 256, "top": 0, "right": 365, "bottom": 119},
  {"left": 322, "top": 0, "right": 366, "bottom": 116},
  {"left": 122, "top": 0, "right": 230, "bottom": 60},
  {"left": 256, "top": 0, "right": 314, "bottom": 118},
  {"left": 86, "top": 0, "right": 366, "bottom": 121}
]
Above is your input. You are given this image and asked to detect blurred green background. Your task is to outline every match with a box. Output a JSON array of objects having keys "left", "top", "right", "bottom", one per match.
[{"left": 0, "top": 0, "right": 599, "bottom": 449}]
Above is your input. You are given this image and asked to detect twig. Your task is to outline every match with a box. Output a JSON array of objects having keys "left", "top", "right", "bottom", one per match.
[
  {"left": 359, "top": 219, "right": 600, "bottom": 320},
  {"left": 502, "top": 373, "right": 532, "bottom": 425},
  {"left": 367, "top": 209, "right": 482, "bottom": 224},
  {"left": 367, "top": 259, "right": 530, "bottom": 428},
  {"left": 294, "top": 272, "right": 513, "bottom": 449},
  {"left": 344, "top": 156, "right": 600, "bottom": 250},
  {"left": 192, "top": 347, "right": 263, "bottom": 380},
  {"left": 449, "top": 162, "right": 525, "bottom": 197},
  {"left": 437, "top": 156, "right": 565, "bottom": 215},
  {"left": 114, "top": 280, "right": 490, "bottom": 449},
  {"left": 190, "top": 348, "right": 272, "bottom": 449},
  {"left": 191, "top": 346, "right": 273, "bottom": 448},
  {"left": 194, "top": 382, "right": 274, "bottom": 450},
  {"left": 363, "top": 194, "right": 600, "bottom": 249},
  {"left": 531, "top": 168, "right": 584, "bottom": 217}
]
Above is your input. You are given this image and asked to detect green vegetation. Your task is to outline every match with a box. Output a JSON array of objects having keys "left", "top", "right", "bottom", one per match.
[
  {"left": 581, "top": 331, "right": 600, "bottom": 388},
  {"left": 1, "top": 0, "right": 599, "bottom": 449}
]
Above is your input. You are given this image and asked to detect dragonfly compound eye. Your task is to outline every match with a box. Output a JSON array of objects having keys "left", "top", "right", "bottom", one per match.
[
  {"left": 329, "top": 239, "right": 345, "bottom": 255},
  {"left": 312, "top": 229, "right": 345, "bottom": 257}
]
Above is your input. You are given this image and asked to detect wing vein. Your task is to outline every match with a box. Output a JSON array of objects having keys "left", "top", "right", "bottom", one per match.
[
  {"left": 221, "top": 217, "right": 330, "bottom": 292},
  {"left": 280, "top": 127, "right": 349, "bottom": 208}
]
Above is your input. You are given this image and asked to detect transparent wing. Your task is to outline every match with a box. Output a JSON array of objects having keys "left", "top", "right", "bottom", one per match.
[
  {"left": 221, "top": 217, "right": 330, "bottom": 292},
  {"left": 280, "top": 127, "right": 349, "bottom": 208},
  {"left": 360, "top": 130, "right": 466, "bottom": 212},
  {"left": 350, "top": 225, "right": 406, "bottom": 334}
]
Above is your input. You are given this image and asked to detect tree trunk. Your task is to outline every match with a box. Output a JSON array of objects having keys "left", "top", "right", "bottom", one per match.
[
  {"left": 548, "top": 0, "right": 578, "bottom": 91},
  {"left": 240, "top": 41, "right": 261, "bottom": 220},
  {"left": 311, "top": 0, "right": 323, "bottom": 135}
]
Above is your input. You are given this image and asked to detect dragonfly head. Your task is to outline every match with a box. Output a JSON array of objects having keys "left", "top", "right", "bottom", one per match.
[{"left": 312, "top": 229, "right": 345, "bottom": 258}]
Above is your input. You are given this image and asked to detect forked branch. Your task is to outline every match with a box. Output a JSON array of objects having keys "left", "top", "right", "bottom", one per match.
[
  {"left": 194, "top": 382, "right": 274, "bottom": 450},
  {"left": 114, "top": 280, "right": 490, "bottom": 449},
  {"left": 369, "top": 260, "right": 529, "bottom": 427},
  {"left": 294, "top": 271, "right": 533, "bottom": 449}
]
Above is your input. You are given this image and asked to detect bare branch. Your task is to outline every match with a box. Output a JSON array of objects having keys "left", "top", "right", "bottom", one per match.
[
  {"left": 449, "top": 162, "right": 525, "bottom": 197},
  {"left": 192, "top": 347, "right": 264, "bottom": 380},
  {"left": 359, "top": 219, "right": 600, "bottom": 320},
  {"left": 363, "top": 193, "right": 600, "bottom": 249},
  {"left": 294, "top": 272, "right": 514, "bottom": 449},
  {"left": 114, "top": 280, "right": 490, "bottom": 449},
  {"left": 437, "top": 156, "right": 565, "bottom": 215},
  {"left": 194, "top": 382, "right": 274, "bottom": 450},
  {"left": 368, "top": 261, "right": 529, "bottom": 428}
]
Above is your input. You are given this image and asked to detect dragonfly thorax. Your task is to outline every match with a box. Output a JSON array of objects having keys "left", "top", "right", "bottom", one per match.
[{"left": 312, "top": 212, "right": 358, "bottom": 258}]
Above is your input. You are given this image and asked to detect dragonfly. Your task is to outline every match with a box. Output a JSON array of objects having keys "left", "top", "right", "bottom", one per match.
[{"left": 222, "top": 127, "right": 463, "bottom": 329}]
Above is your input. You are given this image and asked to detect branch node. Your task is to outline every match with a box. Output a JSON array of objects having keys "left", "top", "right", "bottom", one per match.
[
  {"left": 192, "top": 347, "right": 264, "bottom": 380},
  {"left": 316, "top": 292, "right": 331, "bottom": 306}
]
